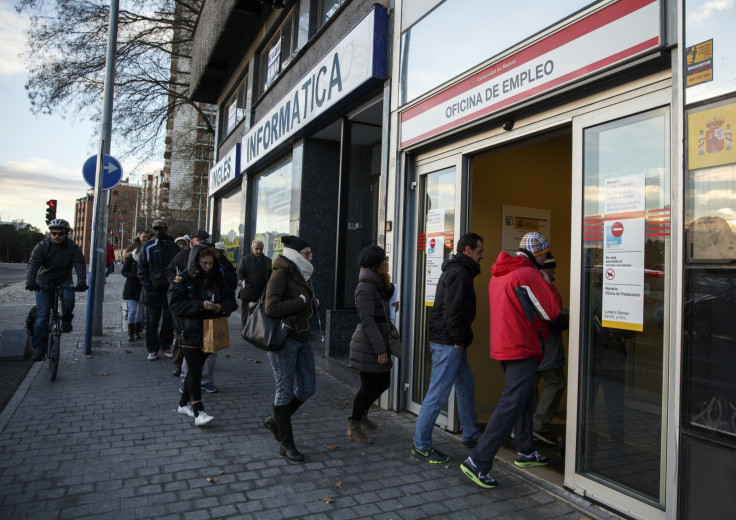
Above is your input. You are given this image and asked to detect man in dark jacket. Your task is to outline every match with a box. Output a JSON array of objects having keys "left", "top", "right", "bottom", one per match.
[
  {"left": 236, "top": 239, "right": 272, "bottom": 331},
  {"left": 461, "top": 232, "right": 561, "bottom": 489},
  {"left": 25, "top": 218, "right": 88, "bottom": 360},
  {"left": 137, "top": 218, "right": 180, "bottom": 361},
  {"left": 410, "top": 232, "right": 484, "bottom": 464}
]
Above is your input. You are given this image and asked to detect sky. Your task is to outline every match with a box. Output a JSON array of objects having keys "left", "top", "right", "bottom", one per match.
[{"left": 0, "top": 1, "right": 161, "bottom": 231}]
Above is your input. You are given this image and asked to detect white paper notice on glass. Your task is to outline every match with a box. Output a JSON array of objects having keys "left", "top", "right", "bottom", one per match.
[
  {"left": 602, "top": 173, "right": 646, "bottom": 331},
  {"left": 425, "top": 208, "right": 445, "bottom": 306}
]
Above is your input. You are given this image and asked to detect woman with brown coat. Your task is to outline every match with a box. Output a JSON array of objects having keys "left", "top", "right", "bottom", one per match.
[
  {"left": 347, "top": 245, "right": 394, "bottom": 444},
  {"left": 262, "top": 235, "right": 318, "bottom": 462}
]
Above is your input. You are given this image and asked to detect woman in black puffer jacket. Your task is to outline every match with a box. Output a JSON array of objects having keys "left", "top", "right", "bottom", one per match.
[
  {"left": 121, "top": 248, "right": 143, "bottom": 341},
  {"left": 347, "top": 245, "right": 394, "bottom": 444},
  {"left": 168, "top": 244, "right": 237, "bottom": 427}
]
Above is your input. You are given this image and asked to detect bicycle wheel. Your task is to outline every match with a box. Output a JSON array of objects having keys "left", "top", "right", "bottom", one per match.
[{"left": 48, "top": 333, "right": 60, "bottom": 382}]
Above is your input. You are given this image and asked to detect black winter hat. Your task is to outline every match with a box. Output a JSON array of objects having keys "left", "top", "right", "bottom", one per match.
[
  {"left": 358, "top": 245, "right": 386, "bottom": 268},
  {"left": 282, "top": 235, "right": 310, "bottom": 252}
]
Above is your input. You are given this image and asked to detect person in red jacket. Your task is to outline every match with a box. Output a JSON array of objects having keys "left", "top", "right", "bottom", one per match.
[
  {"left": 461, "top": 232, "right": 561, "bottom": 489},
  {"left": 105, "top": 242, "right": 116, "bottom": 277}
]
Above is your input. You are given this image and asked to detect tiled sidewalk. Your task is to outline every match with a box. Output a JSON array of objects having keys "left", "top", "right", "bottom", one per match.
[{"left": 0, "top": 272, "right": 618, "bottom": 519}]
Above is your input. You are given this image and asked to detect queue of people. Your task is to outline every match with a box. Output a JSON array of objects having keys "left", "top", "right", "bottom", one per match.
[{"left": 116, "top": 226, "right": 567, "bottom": 489}]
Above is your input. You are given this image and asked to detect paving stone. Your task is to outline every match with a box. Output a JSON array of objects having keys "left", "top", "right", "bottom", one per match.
[{"left": 0, "top": 275, "right": 615, "bottom": 520}]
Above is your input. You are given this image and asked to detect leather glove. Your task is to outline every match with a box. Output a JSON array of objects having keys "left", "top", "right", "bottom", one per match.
[
  {"left": 25, "top": 282, "right": 40, "bottom": 291},
  {"left": 75, "top": 282, "right": 89, "bottom": 292}
]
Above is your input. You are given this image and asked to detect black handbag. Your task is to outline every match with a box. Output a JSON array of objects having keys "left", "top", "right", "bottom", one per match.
[{"left": 242, "top": 294, "right": 295, "bottom": 351}]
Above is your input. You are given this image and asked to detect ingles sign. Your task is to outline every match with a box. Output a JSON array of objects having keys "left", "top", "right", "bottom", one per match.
[
  {"left": 400, "top": 0, "right": 661, "bottom": 148},
  {"left": 209, "top": 143, "right": 240, "bottom": 197},
  {"left": 241, "top": 5, "right": 387, "bottom": 171}
]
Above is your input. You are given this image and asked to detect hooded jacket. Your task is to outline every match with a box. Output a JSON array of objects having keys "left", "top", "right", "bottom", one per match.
[
  {"left": 349, "top": 268, "right": 394, "bottom": 373},
  {"left": 489, "top": 252, "right": 562, "bottom": 362},
  {"left": 137, "top": 236, "right": 180, "bottom": 307},
  {"left": 265, "top": 254, "right": 315, "bottom": 343},
  {"left": 428, "top": 252, "right": 481, "bottom": 347},
  {"left": 167, "top": 243, "right": 237, "bottom": 346},
  {"left": 121, "top": 252, "right": 142, "bottom": 301}
]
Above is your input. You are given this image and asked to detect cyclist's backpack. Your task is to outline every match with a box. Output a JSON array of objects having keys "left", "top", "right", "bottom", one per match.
[{"left": 26, "top": 306, "right": 37, "bottom": 336}]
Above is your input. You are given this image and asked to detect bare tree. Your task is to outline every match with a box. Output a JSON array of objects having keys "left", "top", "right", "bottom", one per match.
[{"left": 16, "top": 0, "right": 214, "bottom": 162}]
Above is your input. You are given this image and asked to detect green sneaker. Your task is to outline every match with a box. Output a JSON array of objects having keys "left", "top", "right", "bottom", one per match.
[
  {"left": 460, "top": 439, "right": 478, "bottom": 449},
  {"left": 410, "top": 445, "right": 450, "bottom": 463},
  {"left": 514, "top": 450, "right": 549, "bottom": 468}
]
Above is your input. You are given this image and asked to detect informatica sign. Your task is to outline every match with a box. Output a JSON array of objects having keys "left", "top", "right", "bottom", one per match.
[
  {"left": 400, "top": 0, "right": 661, "bottom": 148},
  {"left": 209, "top": 144, "right": 241, "bottom": 197},
  {"left": 241, "top": 5, "right": 387, "bottom": 171}
]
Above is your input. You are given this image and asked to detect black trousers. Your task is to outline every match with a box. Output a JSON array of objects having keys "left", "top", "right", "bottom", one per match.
[
  {"left": 179, "top": 347, "right": 209, "bottom": 411},
  {"left": 351, "top": 371, "right": 391, "bottom": 421},
  {"left": 145, "top": 304, "right": 173, "bottom": 354}
]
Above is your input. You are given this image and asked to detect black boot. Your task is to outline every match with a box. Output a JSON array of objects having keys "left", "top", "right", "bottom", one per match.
[
  {"left": 273, "top": 404, "right": 304, "bottom": 463},
  {"left": 135, "top": 323, "right": 142, "bottom": 340},
  {"left": 289, "top": 397, "right": 304, "bottom": 415},
  {"left": 265, "top": 397, "right": 304, "bottom": 442},
  {"left": 127, "top": 324, "right": 135, "bottom": 342}
]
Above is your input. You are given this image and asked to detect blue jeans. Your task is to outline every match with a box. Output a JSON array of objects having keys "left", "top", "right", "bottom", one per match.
[
  {"left": 32, "top": 281, "right": 75, "bottom": 352},
  {"left": 126, "top": 299, "right": 144, "bottom": 324},
  {"left": 413, "top": 342, "right": 480, "bottom": 450},
  {"left": 267, "top": 337, "right": 316, "bottom": 406},
  {"left": 471, "top": 358, "right": 538, "bottom": 472}
]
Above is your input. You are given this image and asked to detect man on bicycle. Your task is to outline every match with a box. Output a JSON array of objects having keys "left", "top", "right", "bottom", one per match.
[{"left": 25, "top": 219, "right": 88, "bottom": 360}]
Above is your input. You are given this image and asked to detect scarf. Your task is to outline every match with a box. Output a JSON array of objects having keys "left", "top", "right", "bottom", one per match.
[{"left": 282, "top": 247, "right": 314, "bottom": 282}]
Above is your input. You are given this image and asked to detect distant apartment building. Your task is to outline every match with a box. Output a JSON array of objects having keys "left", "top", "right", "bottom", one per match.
[{"left": 73, "top": 179, "right": 140, "bottom": 263}]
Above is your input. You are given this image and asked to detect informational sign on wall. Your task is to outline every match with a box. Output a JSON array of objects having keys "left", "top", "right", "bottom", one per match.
[
  {"left": 424, "top": 208, "right": 445, "bottom": 306},
  {"left": 602, "top": 173, "right": 645, "bottom": 331},
  {"left": 209, "top": 144, "right": 241, "bottom": 197},
  {"left": 241, "top": 6, "right": 387, "bottom": 171},
  {"left": 501, "top": 206, "right": 550, "bottom": 255},
  {"left": 685, "top": 39, "right": 713, "bottom": 88},
  {"left": 399, "top": 0, "right": 661, "bottom": 148}
]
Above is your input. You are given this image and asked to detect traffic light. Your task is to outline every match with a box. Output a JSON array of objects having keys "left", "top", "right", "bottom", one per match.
[
  {"left": 45, "top": 200, "right": 57, "bottom": 224},
  {"left": 112, "top": 204, "right": 118, "bottom": 213}
]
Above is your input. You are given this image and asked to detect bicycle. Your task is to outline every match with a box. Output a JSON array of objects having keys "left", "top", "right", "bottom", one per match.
[{"left": 43, "top": 280, "right": 81, "bottom": 382}]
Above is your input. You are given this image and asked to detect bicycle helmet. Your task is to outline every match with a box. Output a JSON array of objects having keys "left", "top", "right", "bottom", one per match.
[{"left": 48, "top": 218, "right": 71, "bottom": 231}]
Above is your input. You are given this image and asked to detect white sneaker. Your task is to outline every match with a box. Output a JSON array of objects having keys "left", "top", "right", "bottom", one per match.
[
  {"left": 162, "top": 349, "right": 173, "bottom": 359},
  {"left": 195, "top": 411, "right": 214, "bottom": 426},
  {"left": 177, "top": 405, "right": 194, "bottom": 417},
  {"left": 147, "top": 352, "right": 158, "bottom": 361}
]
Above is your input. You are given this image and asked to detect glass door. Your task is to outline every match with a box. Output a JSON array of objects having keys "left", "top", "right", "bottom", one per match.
[
  {"left": 567, "top": 92, "right": 671, "bottom": 520},
  {"left": 406, "top": 158, "right": 463, "bottom": 431}
]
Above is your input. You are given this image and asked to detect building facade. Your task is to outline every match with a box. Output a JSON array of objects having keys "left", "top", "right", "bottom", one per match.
[
  {"left": 191, "top": 0, "right": 391, "bottom": 366},
  {"left": 190, "top": 1, "right": 735, "bottom": 518}
]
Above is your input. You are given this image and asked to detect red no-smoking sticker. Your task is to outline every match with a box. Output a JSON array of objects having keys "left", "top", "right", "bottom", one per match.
[
  {"left": 430, "top": 238, "right": 436, "bottom": 248},
  {"left": 611, "top": 222, "right": 624, "bottom": 237}
]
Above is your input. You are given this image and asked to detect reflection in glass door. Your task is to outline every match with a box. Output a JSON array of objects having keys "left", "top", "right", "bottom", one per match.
[
  {"left": 578, "top": 107, "right": 670, "bottom": 506},
  {"left": 411, "top": 167, "right": 456, "bottom": 410}
]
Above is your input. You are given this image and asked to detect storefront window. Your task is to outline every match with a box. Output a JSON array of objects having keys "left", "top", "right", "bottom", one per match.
[
  {"left": 216, "top": 187, "right": 243, "bottom": 266},
  {"left": 578, "top": 108, "right": 670, "bottom": 504},
  {"left": 400, "top": 0, "right": 595, "bottom": 104},
  {"left": 682, "top": 97, "right": 736, "bottom": 440},
  {"left": 253, "top": 157, "right": 293, "bottom": 259}
]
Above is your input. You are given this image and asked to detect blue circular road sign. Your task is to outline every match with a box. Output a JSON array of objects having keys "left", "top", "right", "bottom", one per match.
[{"left": 82, "top": 155, "right": 123, "bottom": 190}]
